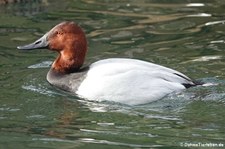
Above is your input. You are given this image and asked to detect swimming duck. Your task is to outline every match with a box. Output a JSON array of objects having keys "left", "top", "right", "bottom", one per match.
[{"left": 17, "top": 21, "right": 200, "bottom": 105}]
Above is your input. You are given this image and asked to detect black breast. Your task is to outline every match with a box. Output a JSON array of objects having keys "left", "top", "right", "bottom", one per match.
[{"left": 47, "top": 66, "right": 89, "bottom": 92}]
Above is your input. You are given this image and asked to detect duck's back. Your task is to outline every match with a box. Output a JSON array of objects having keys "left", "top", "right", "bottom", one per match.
[{"left": 76, "top": 58, "right": 195, "bottom": 105}]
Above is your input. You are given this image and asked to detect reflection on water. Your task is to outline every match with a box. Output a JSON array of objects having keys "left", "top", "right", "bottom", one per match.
[
  {"left": 1, "top": 0, "right": 225, "bottom": 148},
  {"left": 0, "top": 0, "right": 48, "bottom": 16}
]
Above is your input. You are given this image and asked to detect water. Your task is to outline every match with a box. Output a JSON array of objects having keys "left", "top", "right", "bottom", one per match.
[{"left": 1, "top": 0, "right": 225, "bottom": 148}]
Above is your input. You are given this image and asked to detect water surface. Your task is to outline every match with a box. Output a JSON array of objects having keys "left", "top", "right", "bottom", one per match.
[{"left": 1, "top": 0, "right": 225, "bottom": 148}]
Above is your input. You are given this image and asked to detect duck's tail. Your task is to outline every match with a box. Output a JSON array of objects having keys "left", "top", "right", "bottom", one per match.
[
  {"left": 183, "top": 80, "right": 217, "bottom": 88},
  {"left": 182, "top": 80, "right": 204, "bottom": 89}
]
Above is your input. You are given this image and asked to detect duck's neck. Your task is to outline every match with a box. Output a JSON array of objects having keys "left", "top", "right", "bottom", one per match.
[{"left": 52, "top": 49, "right": 86, "bottom": 74}]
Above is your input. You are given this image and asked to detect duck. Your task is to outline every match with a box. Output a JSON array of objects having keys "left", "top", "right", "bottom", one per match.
[{"left": 17, "top": 21, "right": 201, "bottom": 105}]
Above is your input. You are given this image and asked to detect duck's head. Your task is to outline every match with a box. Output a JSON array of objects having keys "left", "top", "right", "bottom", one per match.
[{"left": 18, "top": 21, "right": 87, "bottom": 73}]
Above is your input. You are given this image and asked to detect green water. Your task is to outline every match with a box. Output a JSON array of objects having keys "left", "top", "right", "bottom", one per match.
[{"left": 1, "top": 0, "right": 225, "bottom": 148}]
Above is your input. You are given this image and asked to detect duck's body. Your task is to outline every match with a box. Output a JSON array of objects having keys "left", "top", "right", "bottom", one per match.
[
  {"left": 77, "top": 58, "right": 195, "bottom": 105},
  {"left": 47, "top": 58, "right": 196, "bottom": 105},
  {"left": 18, "top": 21, "right": 200, "bottom": 105}
]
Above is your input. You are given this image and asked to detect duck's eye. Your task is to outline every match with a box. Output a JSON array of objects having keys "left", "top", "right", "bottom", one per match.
[{"left": 56, "top": 31, "right": 63, "bottom": 35}]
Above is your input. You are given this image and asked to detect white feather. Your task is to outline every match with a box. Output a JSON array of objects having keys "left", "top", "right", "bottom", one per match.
[{"left": 76, "top": 58, "right": 193, "bottom": 105}]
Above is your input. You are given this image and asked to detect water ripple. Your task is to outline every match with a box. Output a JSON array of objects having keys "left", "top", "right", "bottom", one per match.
[
  {"left": 79, "top": 138, "right": 162, "bottom": 148},
  {"left": 205, "top": 20, "right": 225, "bottom": 26},
  {"left": 186, "top": 3, "right": 205, "bottom": 7},
  {"left": 28, "top": 61, "right": 52, "bottom": 69},
  {"left": 21, "top": 84, "right": 64, "bottom": 97}
]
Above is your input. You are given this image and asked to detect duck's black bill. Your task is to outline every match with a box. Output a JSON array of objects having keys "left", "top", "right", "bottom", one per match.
[{"left": 17, "top": 33, "right": 48, "bottom": 50}]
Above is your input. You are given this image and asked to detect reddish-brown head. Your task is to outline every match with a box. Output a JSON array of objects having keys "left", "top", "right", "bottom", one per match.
[{"left": 17, "top": 21, "right": 88, "bottom": 73}]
